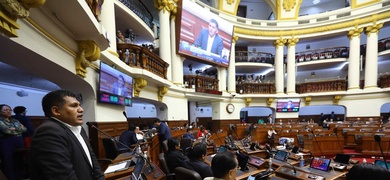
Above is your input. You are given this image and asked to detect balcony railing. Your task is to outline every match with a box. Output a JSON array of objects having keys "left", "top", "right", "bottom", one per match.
[
  {"left": 296, "top": 79, "right": 347, "bottom": 94},
  {"left": 295, "top": 46, "right": 349, "bottom": 62},
  {"left": 379, "top": 74, "right": 390, "bottom": 88},
  {"left": 118, "top": 0, "right": 154, "bottom": 29},
  {"left": 236, "top": 51, "right": 274, "bottom": 65},
  {"left": 117, "top": 43, "right": 169, "bottom": 79},
  {"left": 236, "top": 83, "right": 276, "bottom": 94},
  {"left": 183, "top": 75, "right": 221, "bottom": 95}
]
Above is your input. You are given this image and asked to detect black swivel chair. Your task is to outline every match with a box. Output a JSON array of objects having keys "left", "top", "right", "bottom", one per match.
[
  {"left": 175, "top": 167, "right": 202, "bottom": 180},
  {"left": 101, "top": 138, "right": 129, "bottom": 160},
  {"left": 180, "top": 138, "right": 193, "bottom": 153},
  {"left": 158, "top": 153, "right": 175, "bottom": 180}
]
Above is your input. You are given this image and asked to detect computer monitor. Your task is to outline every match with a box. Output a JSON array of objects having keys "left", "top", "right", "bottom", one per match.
[
  {"left": 131, "top": 157, "right": 146, "bottom": 180},
  {"left": 375, "top": 159, "right": 390, "bottom": 170},
  {"left": 334, "top": 154, "right": 351, "bottom": 164},
  {"left": 274, "top": 150, "right": 289, "bottom": 162},
  {"left": 236, "top": 152, "right": 249, "bottom": 171},
  {"left": 218, "top": 145, "right": 228, "bottom": 153}
]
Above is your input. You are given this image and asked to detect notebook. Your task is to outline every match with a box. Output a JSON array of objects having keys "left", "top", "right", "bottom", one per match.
[
  {"left": 310, "top": 157, "right": 331, "bottom": 172},
  {"left": 334, "top": 154, "right": 351, "bottom": 165},
  {"left": 131, "top": 157, "right": 146, "bottom": 180},
  {"left": 274, "top": 150, "right": 289, "bottom": 162}
]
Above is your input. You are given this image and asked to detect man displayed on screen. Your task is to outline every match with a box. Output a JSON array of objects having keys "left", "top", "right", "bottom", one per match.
[
  {"left": 194, "top": 19, "right": 223, "bottom": 57},
  {"left": 111, "top": 74, "right": 129, "bottom": 97},
  {"left": 283, "top": 100, "right": 295, "bottom": 109}
]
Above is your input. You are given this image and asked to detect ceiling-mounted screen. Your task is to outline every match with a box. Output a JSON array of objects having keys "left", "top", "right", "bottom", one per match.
[{"left": 176, "top": 0, "right": 234, "bottom": 67}]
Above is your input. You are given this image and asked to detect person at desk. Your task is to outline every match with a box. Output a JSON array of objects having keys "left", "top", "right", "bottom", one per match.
[
  {"left": 197, "top": 126, "right": 209, "bottom": 139},
  {"left": 135, "top": 126, "right": 144, "bottom": 140},
  {"left": 165, "top": 137, "right": 191, "bottom": 173},
  {"left": 183, "top": 127, "right": 195, "bottom": 141},
  {"left": 118, "top": 124, "right": 138, "bottom": 149},
  {"left": 0, "top": 104, "right": 27, "bottom": 180},
  {"left": 194, "top": 19, "right": 224, "bottom": 57},
  {"left": 204, "top": 151, "right": 238, "bottom": 180},
  {"left": 153, "top": 118, "right": 171, "bottom": 146},
  {"left": 187, "top": 142, "right": 213, "bottom": 179},
  {"left": 12, "top": 106, "right": 34, "bottom": 144},
  {"left": 346, "top": 163, "right": 390, "bottom": 180},
  {"left": 30, "top": 90, "right": 104, "bottom": 180}
]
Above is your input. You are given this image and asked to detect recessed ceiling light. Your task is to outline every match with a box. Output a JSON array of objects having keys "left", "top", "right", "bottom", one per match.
[{"left": 313, "top": 0, "right": 320, "bottom": 4}]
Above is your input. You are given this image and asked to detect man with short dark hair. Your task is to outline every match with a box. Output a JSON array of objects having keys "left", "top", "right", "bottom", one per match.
[
  {"left": 30, "top": 90, "right": 103, "bottom": 180},
  {"left": 153, "top": 118, "right": 171, "bottom": 145},
  {"left": 118, "top": 123, "right": 138, "bottom": 149},
  {"left": 165, "top": 137, "right": 190, "bottom": 173},
  {"left": 204, "top": 151, "right": 238, "bottom": 180},
  {"left": 12, "top": 106, "right": 34, "bottom": 140},
  {"left": 195, "top": 19, "right": 224, "bottom": 56}
]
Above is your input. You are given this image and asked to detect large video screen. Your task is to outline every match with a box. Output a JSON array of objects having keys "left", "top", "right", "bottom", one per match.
[
  {"left": 177, "top": 0, "right": 234, "bottom": 67},
  {"left": 276, "top": 99, "right": 300, "bottom": 112},
  {"left": 99, "top": 62, "right": 132, "bottom": 106}
]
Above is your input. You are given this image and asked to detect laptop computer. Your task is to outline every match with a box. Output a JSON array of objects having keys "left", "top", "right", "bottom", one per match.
[
  {"left": 274, "top": 150, "right": 289, "bottom": 162},
  {"left": 217, "top": 145, "right": 228, "bottom": 153},
  {"left": 334, "top": 154, "right": 351, "bottom": 165},
  {"left": 310, "top": 157, "right": 331, "bottom": 172},
  {"left": 131, "top": 157, "right": 146, "bottom": 180},
  {"left": 236, "top": 152, "right": 249, "bottom": 171}
]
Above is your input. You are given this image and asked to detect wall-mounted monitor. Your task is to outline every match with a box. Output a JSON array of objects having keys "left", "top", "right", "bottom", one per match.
[
  {"left": 176, "top": 0, "right": 234, "bottom": 68},
  {"left": 99, "top": 62, "right": 133, "bottom": 106},
  {"left": 276, "top": 99, "right": 300, "bottom": 112}
]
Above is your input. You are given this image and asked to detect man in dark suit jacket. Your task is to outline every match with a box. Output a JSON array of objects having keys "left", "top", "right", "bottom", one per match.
[
  {"left": 153, "top": 118, "right": 171, "bottom": 144},
  {"left": 110, "top": 74, "right": 129, "bottom": 97},
  {"left": 30, "top": 90, "right": 104, "bottom": 180},
  {"left": 118, "top": 123, "right": 138, "bottom": 149},
  {"left": 194, "top": 19, "right": 224, "bottom": 56}
]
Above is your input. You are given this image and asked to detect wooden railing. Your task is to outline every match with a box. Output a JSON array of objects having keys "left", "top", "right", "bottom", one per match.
[
  {"left": 183, "top": 75, "right": 221, "bottom": 95},
  {"left": 296, "top": 79, "right": 347, "bottom": 94},
  {"left": 379, "top": 74, "right": 390, "bottom": 88},
  {"left": 236, "top": 51, "right": 274, "bottom": 65},
  {"left": 236, "top": 83, "right": 276, "bottom": 94},
  {"left": 117, "top": 43, "right": 169, "bottom": 79},
  {"left": 295, "top": 46, "right": 349, "bottom": 62},
  {"left": 85, "top": 0, "right": 103, "bottom": 19}
]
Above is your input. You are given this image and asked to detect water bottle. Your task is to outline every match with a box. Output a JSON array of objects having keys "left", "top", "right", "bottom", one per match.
[{"left": 299, "top": 155, "right": 305, "bottom": 167}]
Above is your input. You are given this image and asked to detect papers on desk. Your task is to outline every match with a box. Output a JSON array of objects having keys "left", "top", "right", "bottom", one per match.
[{"left": 104, "top": 161, "right": 131, "bottom": 174}]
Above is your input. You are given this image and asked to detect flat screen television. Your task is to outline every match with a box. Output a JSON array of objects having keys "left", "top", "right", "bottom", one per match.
[
  {"left": 176, "top": 0, "right": 234, "bottom": 68},
  {"left": 99, "top": 62, "right": 132, "bottom": 106},
  {"left": 276, "top": 99, "right": 300, "bottom": 112}
]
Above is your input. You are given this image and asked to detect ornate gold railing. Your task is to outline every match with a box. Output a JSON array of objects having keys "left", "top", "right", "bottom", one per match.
[
  {"left": 236, "top": 83, "right": 276, "bottom": 94},
  {"left": 296, "top": 79, "right": 347, "bottom": 94},
  {"left": 183, "top": 75, "right": 221, "bottom": 95},
  {"left": 117, "top": 43, "right": 169, "bottom": 79}
]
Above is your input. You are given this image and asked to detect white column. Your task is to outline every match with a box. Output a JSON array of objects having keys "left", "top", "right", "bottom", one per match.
[
  {"left": 228, "top": 37, "right": 237, "bottom": 93},
  {"left": 170, "top": 16, "right": 182, "bottom": 84},
  {"left": 347, "top": 28, "right": 363, "bottom": 91},
  {"left": 218, "top": 67, "right": 227, "bottom": 92},
  {"left": 100, "top": 0, "right": 117, "bottom": 52},
  {"left": 286, "top": 38, "right": 299, "bottom": 94},
  {"left": 157, "top": 7, "right": 172, "bottom": 80},
  {"left": 364, "top": 23, "right": 383, "bottom": 89},
  {"left": 274, "top": 38, "right": 286, "bottom": 94}
]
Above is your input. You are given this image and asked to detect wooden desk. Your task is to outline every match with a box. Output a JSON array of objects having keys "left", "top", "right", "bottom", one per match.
[
  {"left": 105, "top": 162, "right": 165, "bottom": 180},
  {"left": 275, "top": 165, "right": 348, "bottom": 180},
  {"left": 112, "top": 152, "right": 133, "bottom": 163}
]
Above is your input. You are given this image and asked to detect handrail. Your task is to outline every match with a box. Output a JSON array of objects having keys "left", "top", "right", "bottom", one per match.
[{"left": 118, "top": 0, "right": 154, "bottom": 29}]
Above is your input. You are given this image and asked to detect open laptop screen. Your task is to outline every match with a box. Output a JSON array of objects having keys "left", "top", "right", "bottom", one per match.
[
  {"left": 132, "top": 157, "right": 146, "bottom": 180},
  {"left": 310, "top": 157, "right": 331, "bottom": 172},
  {"left": 334, "top": 154, "right": 351, "bottom": 164},
  {"left": 375, "top": 160, "right": 390, "bottom": 170},
  {"left": 274, "top": 150, "right": 288, "bottom": 161}
]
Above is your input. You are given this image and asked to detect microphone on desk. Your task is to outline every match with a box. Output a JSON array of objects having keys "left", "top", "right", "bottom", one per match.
[
  {"left": 87, "top": 122, "right": 155, "bottom": 172},
  {"left": 231, "top": 125, "right": 249, "bottom": 154},
  {"left": 284, "top": 161, "right": 297, "bottom": 175},
  {"left": 374, "top": 135, "right": 389, "bottom": 170},
  {"left": 311, "top": 130, "right": 324, "bottom": 157},
  {"left": 334, "top": 127, "right": 344, "bottom": 154}
]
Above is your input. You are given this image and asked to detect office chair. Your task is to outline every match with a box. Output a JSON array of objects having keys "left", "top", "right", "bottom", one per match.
[
  {"left": 161, "top": 140, "right": 169, "bottom": 153},
  {"left": 101, "top": 138, "right": 129, "bottom": 160},
  {"left": 180, "top": 138, "right": 193, "bottom": 152},
  {"left": 158, "top": 153, "right": 175, "bottom": 180},
  {"left": 175, "top": 167, "right": 202, "bottom": 180}
]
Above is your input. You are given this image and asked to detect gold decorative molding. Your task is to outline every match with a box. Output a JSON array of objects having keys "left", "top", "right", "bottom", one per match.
[
  {"left": 158, "top": 86, "right": 168, "bottom": 101},
  {"left": 305, "top": 96, "right": 311, "bottom": 106},
  {"left": 0, "top": 0, "right": 45, "bottom": 37},
  {"left": 154, "top": 0, "right": 176, "bottom": 14},
  {"left": 235, "top": 11, "right": 390, "bottom": 37},
  {"left": 232, "top": 35, "right": 239, "bottom": 44},
  {"left": 364, "top": 22, "right": 383, "bottom": 37},
  {"left": 273, "top": 37, "right": 286, "bottom": 47},
  {"left": 283, "top": 0, "right": 296, "bottom": 11},
  {"left": 76, "top": 40, "right": 100, "bottom": 78},
  {"left": 333, "top": 95, "right": 341, "bottom": 105},
  {"left": 245, "top": 97, "right": 252, "bottom": 107},
  {"left": 347, "top": 26, "right": 363, "bottom": 39},
  {"left": 266, "top": 98, "right": 274, "bottom": 107},
  {"left": 286, "top": 37, "right": 299, "bottom": 47},
  {"left": 134, "top": 77, "right": 148, "bottom": 97},
  {"left": 226, "top": 0, "right": 236, "bottom": 5}
]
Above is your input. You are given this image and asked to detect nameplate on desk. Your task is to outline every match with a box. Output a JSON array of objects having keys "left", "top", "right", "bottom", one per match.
[{"left": 104, "top": 161, "right": 132, "bottom": 174}]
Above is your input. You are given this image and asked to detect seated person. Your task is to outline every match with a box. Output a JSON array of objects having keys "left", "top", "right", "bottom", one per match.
[
  {"left": 165, "top": 137, "right": 191, "bottom": 173},
  {"left": 197, "top": 126, "right": 209, "bottom": 139},
  {"left": 183, "top": 128, "right": 195, "bottom": 141},
  {"left": 134, "top": 126, "right": 144, "bottom": 140},
  {"left": 187, "top": 142, "right": 213, "bottom": 179},
  {"left": 346, "top": 163, "right": 390, "bottom": 180},
  {"left": 118, "top": 124, "right": 138, "bottom": 149},
  {"left": 204, "top": 151, "right": 238, "bottom": 180}
]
